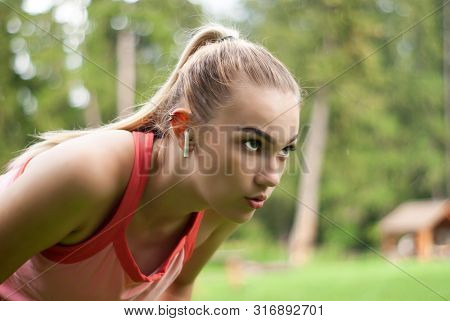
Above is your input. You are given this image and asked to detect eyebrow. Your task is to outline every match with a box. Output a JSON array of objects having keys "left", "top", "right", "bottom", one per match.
[{"left": 240, "top": 127, "right": 298, "bottom": 146}]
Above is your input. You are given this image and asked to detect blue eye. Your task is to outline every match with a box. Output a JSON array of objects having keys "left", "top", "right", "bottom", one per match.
[{"left": 243, "top": 139, "right": 261, "bottom": 152}]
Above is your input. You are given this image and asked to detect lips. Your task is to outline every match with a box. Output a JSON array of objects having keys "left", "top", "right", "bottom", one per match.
[
  {"left": 248, "top": 194, "right": 267, "bottom": 201},
  {"left": 245, "top": 194, "right": 267, "bottom": 209}
]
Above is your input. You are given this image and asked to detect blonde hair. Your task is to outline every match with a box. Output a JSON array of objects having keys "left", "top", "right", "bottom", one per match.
[{"left": 4, "top": 23, "right": 300, "bottom": 172}]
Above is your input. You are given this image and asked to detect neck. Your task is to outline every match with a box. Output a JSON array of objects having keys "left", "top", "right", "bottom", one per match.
[{"left": 137, "top": 136, "right": 206, "bottom": 227}]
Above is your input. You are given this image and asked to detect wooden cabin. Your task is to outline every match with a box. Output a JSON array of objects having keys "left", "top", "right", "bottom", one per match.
[{"left": 379, "top": 199, "right": 450, "bottom": 260}]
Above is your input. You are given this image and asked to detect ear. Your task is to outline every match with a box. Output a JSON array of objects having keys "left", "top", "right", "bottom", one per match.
[{"left": 169, "top": 108, "right": 194, "bottom": 150}]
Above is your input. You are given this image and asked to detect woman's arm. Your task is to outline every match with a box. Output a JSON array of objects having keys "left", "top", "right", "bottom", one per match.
[
  {"left": 157, "top": 210, "right": 239, "bottom": 300},
  {"left": 0, "top": 131, "right": 132, "bottom": 283}
]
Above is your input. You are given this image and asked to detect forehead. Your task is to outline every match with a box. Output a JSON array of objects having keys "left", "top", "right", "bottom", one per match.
[{"left": 209, "top": 83, "right": 300, "bottom": 143}]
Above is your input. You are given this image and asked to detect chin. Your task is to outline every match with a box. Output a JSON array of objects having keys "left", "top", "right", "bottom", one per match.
[
  {"left": 229, "top": 209, "right": 256, "bottom": 224},
  {"left": 208, "top": 199, "right": 257, "bottom": 224}
]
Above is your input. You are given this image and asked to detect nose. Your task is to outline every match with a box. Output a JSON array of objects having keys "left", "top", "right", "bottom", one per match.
[
  {"left": 254, "top": 172, "right": 280, "bottom": 188},
  {"left": 254, "top": 163, "right": 282, "bottom": 188}
]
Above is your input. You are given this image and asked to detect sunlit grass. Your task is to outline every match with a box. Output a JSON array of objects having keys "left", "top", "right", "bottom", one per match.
[{"left": 193, "top": 249, "right": 450, "bottom": 301}]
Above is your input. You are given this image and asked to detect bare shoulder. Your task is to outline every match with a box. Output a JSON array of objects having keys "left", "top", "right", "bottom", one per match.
[
  {"left": 26, "top": 129, "right": 134, "bottom": 195},
  {"left": 23, "top": 129, "right": 136, "bottom": 243}
]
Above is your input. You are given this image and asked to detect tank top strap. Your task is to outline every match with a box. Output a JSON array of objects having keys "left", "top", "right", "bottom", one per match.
[
  {"left": 110, "top": 131, "right": 154, "bottom": 229},
  {"left": 183, "top": 209, "right": 205, "bottom": 264},
  {"left": 14, "top": 157, "right": 33, "bottom": 179},
  {"left": 41, "top": 131, "right": 154, "bottom": 263}
]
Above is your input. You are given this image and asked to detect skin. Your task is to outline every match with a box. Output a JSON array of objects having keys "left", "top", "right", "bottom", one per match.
[{"left": 0, "top": 82, "right": 300, "bottom": 300}]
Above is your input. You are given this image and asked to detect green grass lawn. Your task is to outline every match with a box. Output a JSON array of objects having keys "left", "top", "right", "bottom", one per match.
[{"left": 192, "top": 256, "right": 450, "bottom": 300}]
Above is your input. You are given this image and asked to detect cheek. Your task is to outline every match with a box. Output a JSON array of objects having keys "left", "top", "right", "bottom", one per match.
[
  {"left": 196, "top": 148, "right": 237, "bottom": 192},
  {"left": 196, "top": 141, "right": 258, "bottom": 203},
  {"left": 229, "top": 144, "right": 263, "bottom": 177},
  {"left": 199, "top": 162, "right": 248, "bottom": 206},
  {"left": 211, "top": 141, "right": 247, "bottom": 177}
]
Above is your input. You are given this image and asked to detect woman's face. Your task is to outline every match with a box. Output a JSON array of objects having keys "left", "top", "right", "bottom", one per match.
[{"left": 193, "top": 83, "right": 300, "bottom": 223}]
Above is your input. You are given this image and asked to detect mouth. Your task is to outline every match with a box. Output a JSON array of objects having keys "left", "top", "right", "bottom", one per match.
[{"left": 244, "top": 194, "right": 267, "bottom": 209}]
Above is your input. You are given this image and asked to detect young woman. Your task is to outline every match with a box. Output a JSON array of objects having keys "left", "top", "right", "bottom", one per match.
[{"left": 0, "top": 23, "right": 301, "bottom": 300}]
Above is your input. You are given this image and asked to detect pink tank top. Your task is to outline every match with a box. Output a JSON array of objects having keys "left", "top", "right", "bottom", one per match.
[{"left": 0, "top": 131, "right": 204, "bottom": 300}]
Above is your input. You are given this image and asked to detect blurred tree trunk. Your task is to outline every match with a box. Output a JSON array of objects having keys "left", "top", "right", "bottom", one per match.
[
  {"left": 444, "top": 0, "right": 450, "bottom": 197},
  {"left": 83, "top": 91, "right": 101, "bottom": 128},
  {"left": 288, "top": 89, "right": 329, "bottom": 265},
  {"left": 116, "top": 30, "right": 136, "bottom": 118}
]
